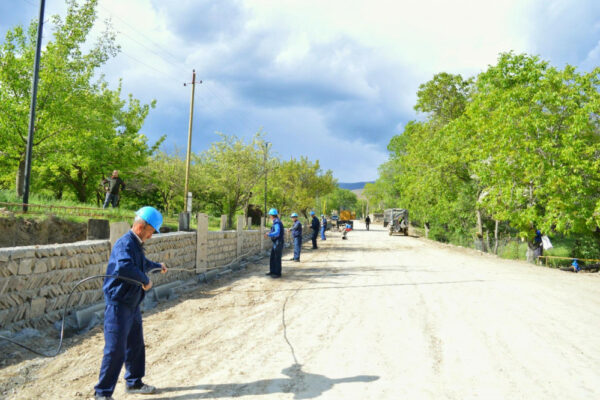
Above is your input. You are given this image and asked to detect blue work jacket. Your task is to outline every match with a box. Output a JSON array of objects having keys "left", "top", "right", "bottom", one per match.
[
  {"left": 311, "top": 216, "right": 320, "bottom": 231},
  {"left": 321, "top": 217, "right": 327, "bottom": 229},
  {"left": 268, "top": 218, "right": 285, "bottom": 244},
  {"left": 103, "top": 230, "right": 162, "bottom": 308},
  {"left": 291, "top": 220, "right": 302, "bottom": 238}
]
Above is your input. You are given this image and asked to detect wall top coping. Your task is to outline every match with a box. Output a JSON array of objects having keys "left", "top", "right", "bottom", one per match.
[
  {"left": 0, "top": 239, "right": 110, "bottom": 254},
  {"left": 145, "top": 231, "right": 196, "bottom": 244}
]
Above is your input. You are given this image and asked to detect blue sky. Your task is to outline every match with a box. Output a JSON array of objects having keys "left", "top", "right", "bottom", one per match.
[{"left": 1, "top": 0, "right": 599, "bottom": 181}]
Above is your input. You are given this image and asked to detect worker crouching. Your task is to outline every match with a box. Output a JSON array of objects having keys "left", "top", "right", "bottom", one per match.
[{"left": 94, "top": 207, "right": 167, "bottom": 400}]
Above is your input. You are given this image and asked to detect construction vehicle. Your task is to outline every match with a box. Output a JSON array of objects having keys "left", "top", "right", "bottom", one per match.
[
  {"left": 388, "top": 209, "right": 409, "bottom": 236},
  {"left": 337, "top": 209, "right": 356, "bottom": 229}
]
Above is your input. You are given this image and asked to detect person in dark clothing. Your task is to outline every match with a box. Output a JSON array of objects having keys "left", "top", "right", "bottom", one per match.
[
  {"left": 102, "top": 170, "right": 126, "bottom": 209},
  {"left": 288, "top": 212, "right": 302, "bottom": 261},
  {"left": 365, "top": 215, "right": 371, "bottom": 231},
  {"left": 264, "top": 208, "right": 284, "bottom": 277},
  {"left": 310, "top": 210, "right": 320, "bottom": 249},
  {"left": 94, "top": 207, "right": 167, "bottom": 400}
]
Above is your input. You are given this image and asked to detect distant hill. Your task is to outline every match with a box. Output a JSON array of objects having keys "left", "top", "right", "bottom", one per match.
[{"left": 338, "top": 181, "right": 374, "bottom": 190}]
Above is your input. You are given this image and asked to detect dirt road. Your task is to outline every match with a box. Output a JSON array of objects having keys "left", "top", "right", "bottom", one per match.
[{"left": 2, "top": 222, "right": 600, "bottom": 399}]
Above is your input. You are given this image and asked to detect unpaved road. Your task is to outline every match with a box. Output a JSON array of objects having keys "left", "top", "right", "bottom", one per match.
[{"left": 2, "top": 222, "right": 600, "bottom": 399}]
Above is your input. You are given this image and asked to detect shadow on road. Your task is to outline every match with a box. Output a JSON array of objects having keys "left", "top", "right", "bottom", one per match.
[{"left": 152, "top": 363, "right": 379, "bottom": 399}]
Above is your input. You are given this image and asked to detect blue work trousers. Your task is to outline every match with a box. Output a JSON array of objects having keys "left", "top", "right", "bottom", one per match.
[
  {"left": 293, "top": 236, "right": 302, "bottom": 260},
  {"left": 95, "top": 304, "right": 145, "bottom": 397},
  {"left": 311, "top": 232, "right": 318, "bottom": 248},
  {"left": 320, "top": 226, "right": 326, "bottom": 240},
  {"left": 269, "top": 241, "right": 283, "bottom": 276},
  {"left": 103, "top": 193, "right": 119, "bottom": 209}
]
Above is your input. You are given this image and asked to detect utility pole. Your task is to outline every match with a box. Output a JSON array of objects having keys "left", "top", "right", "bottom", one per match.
[
  {"left": 263, "top": 142, "right": 270, "bottom": 226},
  {"left": 183, "top": 70, "right": 201, "bottom": 212},
  {"left": 22, "top": 0, "right": 46, "bottom": 212}
]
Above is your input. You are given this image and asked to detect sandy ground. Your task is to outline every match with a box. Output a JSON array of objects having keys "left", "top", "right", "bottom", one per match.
[{"left": 2, "top": 222, "right": 600, "bottom": 400}]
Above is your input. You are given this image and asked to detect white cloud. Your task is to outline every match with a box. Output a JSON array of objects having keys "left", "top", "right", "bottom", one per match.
[{"left": 6, "top": 0, "right": 593, "bottom": 182}]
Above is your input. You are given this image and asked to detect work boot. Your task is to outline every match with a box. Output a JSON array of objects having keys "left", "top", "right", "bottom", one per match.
[
  {"left": 125, "top": 383, "right": 156, "bottom": 395},
  {"left": 94, "top": 395, "right": 114, "bottom": 400}
]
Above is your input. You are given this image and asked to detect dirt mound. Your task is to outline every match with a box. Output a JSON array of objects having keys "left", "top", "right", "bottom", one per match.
[{"left": 0, "top": 214, "right": 86, "bottom": 248}]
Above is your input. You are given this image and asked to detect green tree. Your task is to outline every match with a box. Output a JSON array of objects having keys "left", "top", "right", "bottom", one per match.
[
  {"left": 323, "top": 188, "right": 358, "bottom": 214},
  {"left": 460, "top": 53, "right": 600, "bottom": 257},
  {"left": 265, "top": 157, "right": 336, "bottom": 218},
  {"left": 194, "top": 133, "right": 267, "bottom": 228},
  {"left": 0, "top": 0, "right": 158, "bottom": 201}
]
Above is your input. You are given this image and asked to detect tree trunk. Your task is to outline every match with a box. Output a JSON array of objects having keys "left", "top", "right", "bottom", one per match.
[
  {"left": 475, "top": 209, "right": 486, "bottom": 252},
  {"left": 15, "top": 158, "right": 25, "bottom": 197},
  {"left": 424, "top": 222, "right": 430, "bottom": 238},
  {"left": 493, "top": 219, "right": 499, "bottom": 254}
]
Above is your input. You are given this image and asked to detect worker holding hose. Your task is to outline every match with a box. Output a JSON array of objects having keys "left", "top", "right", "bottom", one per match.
[
  {"left": 264, "top": 208, "right": 284, "bottom": 278},
  {"left": 94, "top": 206, "right": 167, "bottom": 400}
]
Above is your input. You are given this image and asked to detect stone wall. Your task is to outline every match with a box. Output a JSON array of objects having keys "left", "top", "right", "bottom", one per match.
[
  {"left": 207, "top": 231, "right": 238, "bottom": 270},
  {"left": 142, "top": 232, "right": 197, "bottom": 286},
  {"left": 0, "top": 232, "right": 200, "bottom": 330},
  {"left": 242, "top": 230, "right": 262, "bottom": 256},
  {"left": 0, "top": 241, "right": 111, "bottom": 330},
  {"left": 0, "top": 214, "right": 287, "bottom": 330}
]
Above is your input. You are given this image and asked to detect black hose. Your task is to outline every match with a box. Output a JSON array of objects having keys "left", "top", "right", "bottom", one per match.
[
  {"left": 0, "top": 254, "right": 265, "bottom": 358},
  {"left": 0, "top": 274, "right": 147, "bottom": 358}
]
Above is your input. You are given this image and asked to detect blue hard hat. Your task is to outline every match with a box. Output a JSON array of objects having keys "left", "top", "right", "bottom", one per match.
[
  {"left": 291, "top": 212, "right": 298, "bottom": 218},
  {"left": 136, "top": 206, "right": 163, "bottom": 232},
  {"left": 268, "top": 208, "right": 278, "bottom": 216},
  {"left": 310, "top": 211, "right": 315, "bottom": 215}
]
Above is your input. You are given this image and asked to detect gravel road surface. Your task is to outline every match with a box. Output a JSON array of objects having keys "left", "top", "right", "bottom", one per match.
[{"left": 1, "top": 222, "right": 599, "bottom": 399}]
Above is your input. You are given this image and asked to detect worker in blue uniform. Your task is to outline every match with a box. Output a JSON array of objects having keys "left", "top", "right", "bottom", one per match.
[
  {"left": 288, "top": 212, "right": 302, "bottom": 262},
  {"left": 310, "top": 211, "right": 320, "bottom": 249},
  {"left": 264, "top": 208, "right": 284, "bottom": 277},
  {"left": 320, "top": 214, "right": 327, "bottom": 241},
  {"left": 94, "top": 206, "right": 167, "bottom": 400}
]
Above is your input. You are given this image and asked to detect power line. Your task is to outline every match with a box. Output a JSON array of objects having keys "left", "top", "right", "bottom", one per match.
[
  {"left": 97, "top": 1, "right": 183, "bottom": 65},
  {"left": 117, "top": 50, "right": 183, "bottom": 85}
]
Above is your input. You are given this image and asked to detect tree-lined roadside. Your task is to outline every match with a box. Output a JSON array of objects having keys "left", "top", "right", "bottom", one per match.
[
  {"left": 0, "top": 0, "right": 347, "bottom": 226},
  {"left": 365, "top": 53, "right": 600, "bottom": 263}
]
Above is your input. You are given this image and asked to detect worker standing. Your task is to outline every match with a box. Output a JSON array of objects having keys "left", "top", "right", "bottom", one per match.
[
  {"left": 320, "top": 214, "right": 327, "bottom": 241},
  {"left": 264, "top": 208, "right": 284, "bottom": 277},
  {"left": 288, "top": 212, "right": 302, "bottom": 262},
  {"left": 310, "top": 211, "right": 320, "bottom": 249},
  {"left": 365, "top": 215, "right": 371, "bottom": 231},
  {"left": 102, "top": 170, "right": 126, "bottom": 209},
  {"left": 94, "top": 207, "right": 167, "bottom": 400}
]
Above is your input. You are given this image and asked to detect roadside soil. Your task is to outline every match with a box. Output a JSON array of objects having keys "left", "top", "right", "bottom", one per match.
[
  {"left": 0, "top": 215, "right": 86, "bottom": 247},
  {"left": 1, "top": 222, "right": 599, "bottom": 399}
]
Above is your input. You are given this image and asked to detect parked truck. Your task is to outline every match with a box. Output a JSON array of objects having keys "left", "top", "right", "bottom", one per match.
[{"left": 386, "top": 208, "right": 409, "bottom": 236}]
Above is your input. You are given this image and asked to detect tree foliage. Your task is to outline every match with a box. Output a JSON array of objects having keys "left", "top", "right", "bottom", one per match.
[
  {"left": 371, "top": 52, "right": 600, "bottom": 256},
  {"left": 0, "top": 0, "right": 160, "bottom": 201}
]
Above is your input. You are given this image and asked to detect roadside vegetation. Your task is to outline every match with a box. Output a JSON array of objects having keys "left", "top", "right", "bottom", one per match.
[{"left": 365, "top": 53, "right": 600, "bottom": 264}]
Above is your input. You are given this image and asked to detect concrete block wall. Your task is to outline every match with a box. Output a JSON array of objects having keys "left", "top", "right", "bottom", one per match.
[
  {"left": 0, "top": 241, "right": 111, "bottom": 330},
  {"left": 143, "top": 232, "right": 197, "bottom": 286},
  {"left": 242, "top": 230, "right": 262, "bottom": 255},
  {"left": 206, "top": 231, "right": 238, "bottom": 270}
]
